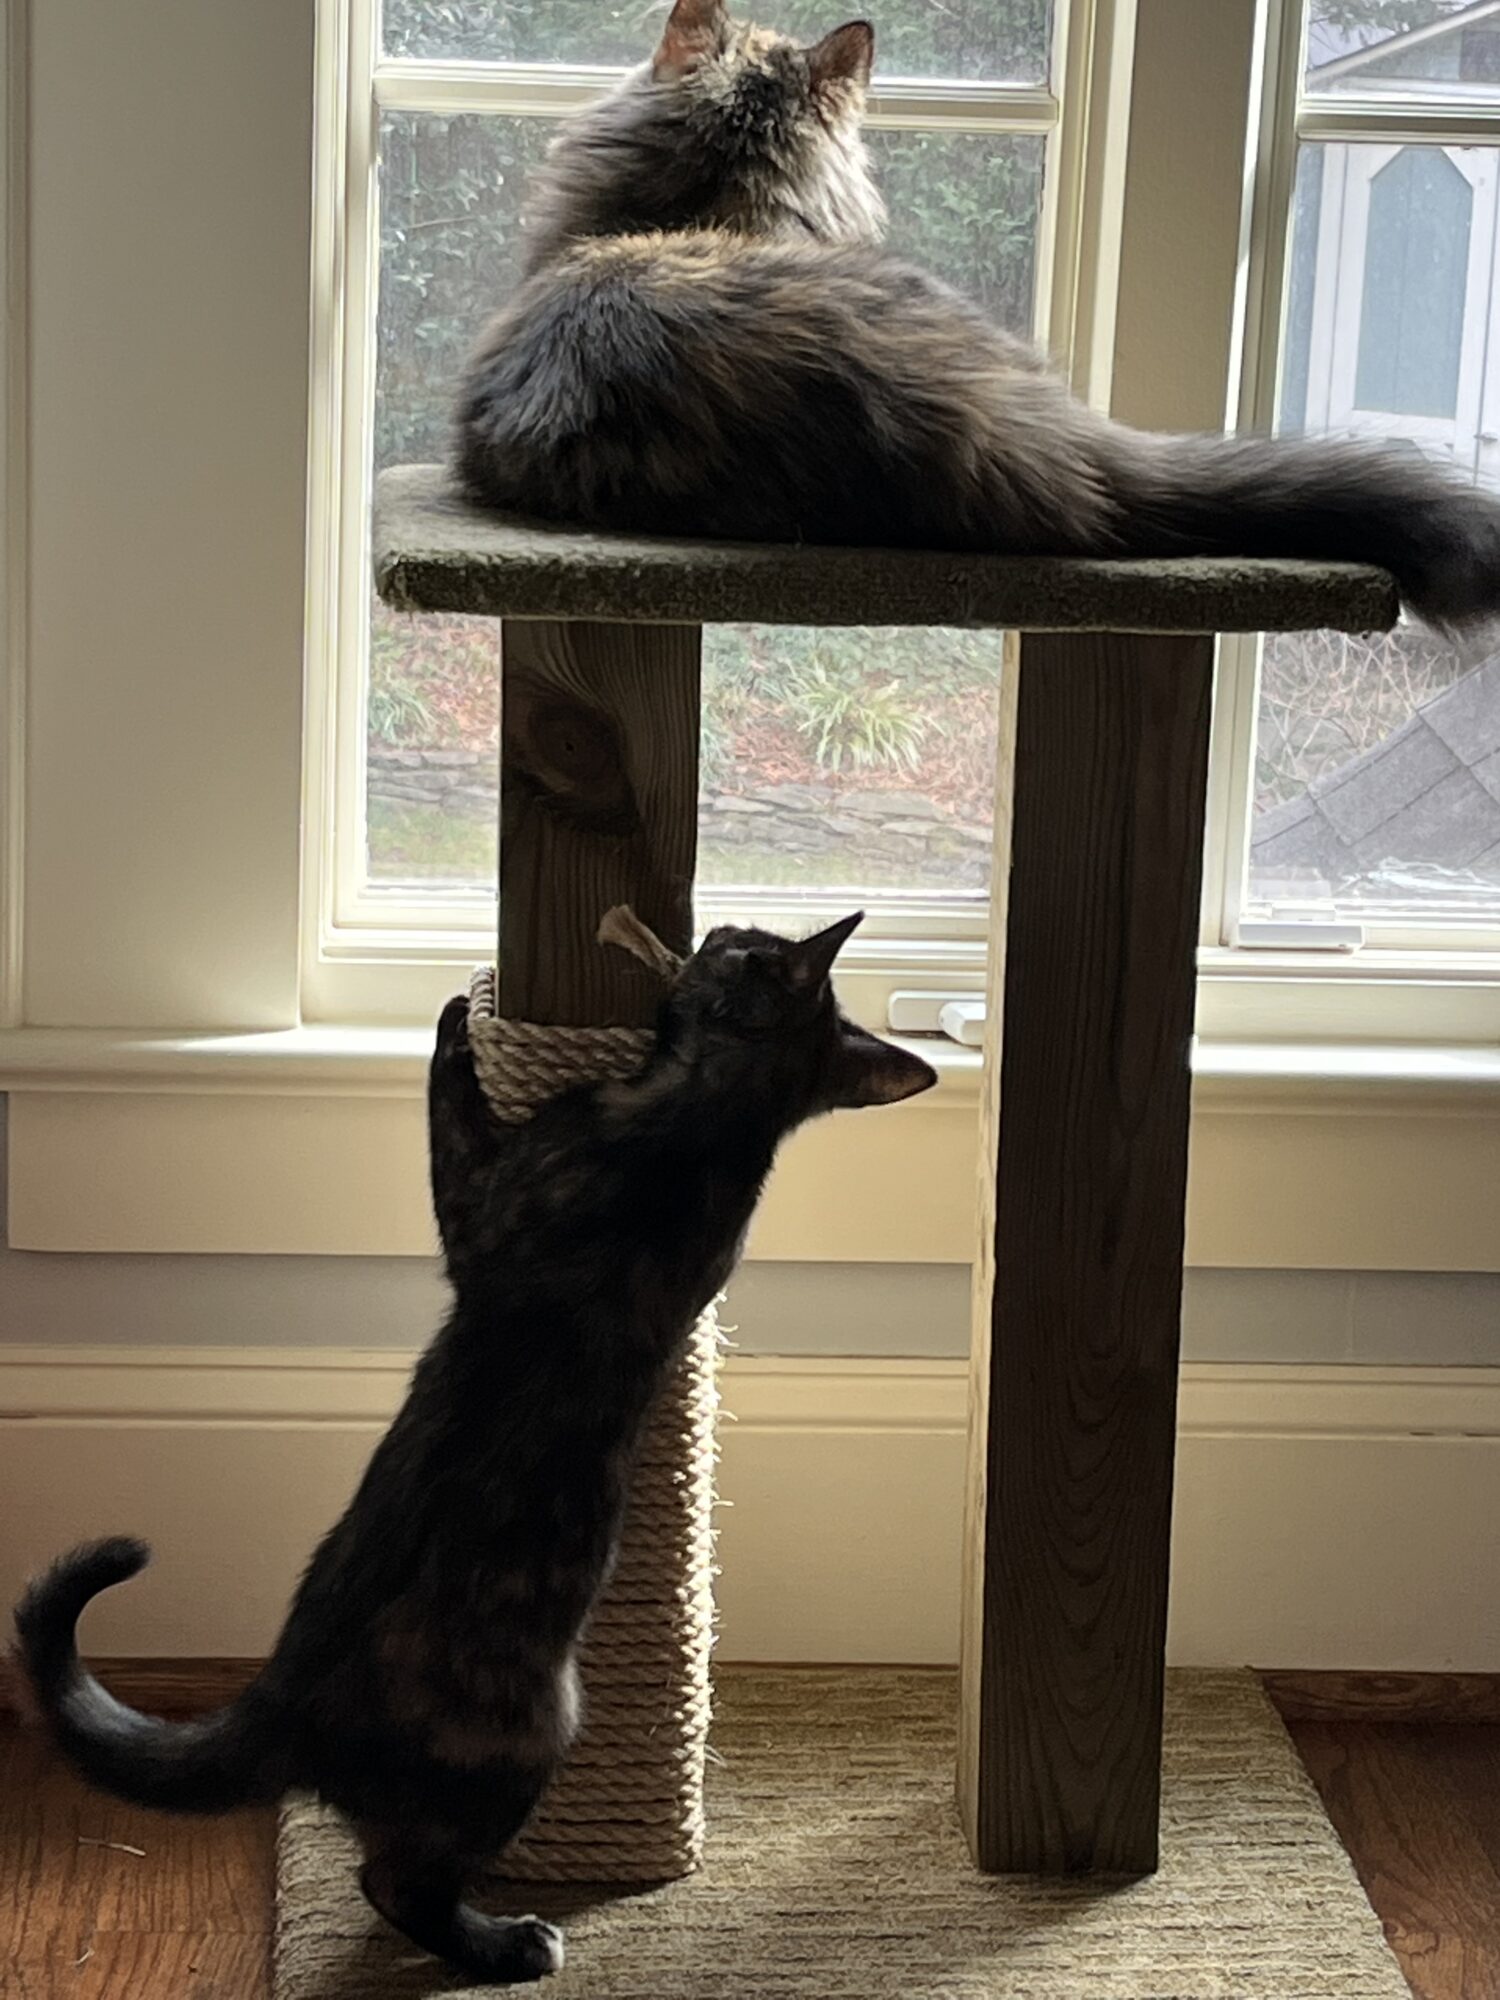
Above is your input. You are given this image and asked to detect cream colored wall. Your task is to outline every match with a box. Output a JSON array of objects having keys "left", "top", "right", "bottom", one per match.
[
  {"left": 1111, "top": 0, "right": 1260, "bottom": 432},
  {"left": 4, "top": 1240, "right": 1498, "bottom": 1361},
  {"left": 3, "top": 1095, "right": 1499, "bottom": 1363},
  {"left": 23, "top": 0, "right": 312, "bottom": 1029},
  {"left": 4, "top": 1345, "right": 1497, "bottom": 1665}
]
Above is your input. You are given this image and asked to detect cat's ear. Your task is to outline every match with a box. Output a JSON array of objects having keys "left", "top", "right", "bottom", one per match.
[
  {"left": 785, "top": 910, "right": 863, "bottom": 990},
  {"left": 829, "top": 1024, "right": 936, "bottom": 1109},
  {"left": 653, "top": 0, "right": 727, "bottom": 79},
  {"left": 807, "top": 19, "right": 875, "bottom": 90}
]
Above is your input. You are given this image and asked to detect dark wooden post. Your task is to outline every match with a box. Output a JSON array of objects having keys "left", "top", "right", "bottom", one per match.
[
  {"left": 958, "top": 630, "right": 1216, "bottom": 1874},
  {"left": 498, "top": 619, "right": 702, "bottom": 1026}
]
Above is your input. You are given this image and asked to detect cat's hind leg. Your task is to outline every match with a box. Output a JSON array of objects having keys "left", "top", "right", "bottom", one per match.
[{"left": 359, "top": 1824, "right": 563, "bottom": 1984}]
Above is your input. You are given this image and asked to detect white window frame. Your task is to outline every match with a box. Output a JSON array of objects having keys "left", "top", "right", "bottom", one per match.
[
  {"left": 301, "top": 0, "right": 1131, "bottom": 1026},
  {"left": 1197, "top": 0, "right": 1500, "bottom": 1040},
  {"left": 304, "top": 0, "right": 1500, "bottom": 1044}
]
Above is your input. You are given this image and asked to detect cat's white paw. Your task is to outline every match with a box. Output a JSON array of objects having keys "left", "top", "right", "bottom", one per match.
[{"left": 510, "top": 1915, "right": 565, "bottom": 1980}]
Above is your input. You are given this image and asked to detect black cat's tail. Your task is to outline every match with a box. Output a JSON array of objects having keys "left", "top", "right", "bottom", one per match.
[
  {"left": 12, "top": 1537, "right": 291, "bottom": 1813},
  {"left": 1101, "top": 427, "right": 1500, "bottom": 632}
]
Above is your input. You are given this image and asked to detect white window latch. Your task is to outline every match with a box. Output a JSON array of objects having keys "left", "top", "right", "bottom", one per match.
[
  {"left": 888, "top": 990, "right": 987, "bottom": 1046},
  {"left": 1234, "top": 908, "right": 1365, "bottom": 951},
  {"left": 936, "top": 999, "right": 987, "bottom": 1046}
]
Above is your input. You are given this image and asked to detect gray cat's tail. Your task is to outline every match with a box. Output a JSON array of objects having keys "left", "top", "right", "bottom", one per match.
[
  {"left": 1102, "top": 428, "right": 1500, "bottom": 631},
  {"left": 11, "top": 1537, "right": 291, "bottom": 1813}
]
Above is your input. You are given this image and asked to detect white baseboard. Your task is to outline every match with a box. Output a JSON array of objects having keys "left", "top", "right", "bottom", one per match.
[{"left": 3, "top": 1349, "right": 1498, "bottom": 1670}]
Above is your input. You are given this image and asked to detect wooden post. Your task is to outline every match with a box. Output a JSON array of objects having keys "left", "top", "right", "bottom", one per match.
[
  {"left": 498, "top": 619, "right": 702, "bottom": 1027},
  {"left": 958, "top": 629, "right": 1216, "bottom": 1875}
]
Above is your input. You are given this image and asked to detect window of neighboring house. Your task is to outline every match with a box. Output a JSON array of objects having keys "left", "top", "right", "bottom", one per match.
[
  {"left": 313, "top": 0, "right": 1067, "bottom": 1026},
  {"left": 1216, "top": 1, "right": 1500, "bottom": 955},
  {"left": 1353, "top": 145, "right": 1471, "bottom": 419}
]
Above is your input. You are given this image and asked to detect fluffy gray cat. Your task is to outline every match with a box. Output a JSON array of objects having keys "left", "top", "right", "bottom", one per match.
[{"left": 457, "top": 0, "right": 1500, "bottom": 629}]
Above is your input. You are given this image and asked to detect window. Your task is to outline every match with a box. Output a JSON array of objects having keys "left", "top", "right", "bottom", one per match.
[
  {"left": 310, "top": 0, "right": 1500, "bottom": 1035},
  {"left": 309, "top": 0, "right": 1109, "bottom": 1022},
  {"left": 1212, "top": 0, "right": 1500, "bottom": 964}
]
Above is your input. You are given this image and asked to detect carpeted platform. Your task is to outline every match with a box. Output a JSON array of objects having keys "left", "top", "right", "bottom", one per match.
[
  {"left": 274, "top": 1668, "right": 1407, "bottom": 1999},
  {"left": 373, "top": 464, "right": 1401, "bottom": 635}
]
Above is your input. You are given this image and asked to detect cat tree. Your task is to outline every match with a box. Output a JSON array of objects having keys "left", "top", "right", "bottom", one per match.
[{"left": 375, "top": 462, "right": 1399, "bottom": 1878}]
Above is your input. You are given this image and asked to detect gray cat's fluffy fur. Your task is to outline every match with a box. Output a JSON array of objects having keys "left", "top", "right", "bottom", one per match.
[{"left": 458, "top": 0, "right": 1500, "bottom": 628}]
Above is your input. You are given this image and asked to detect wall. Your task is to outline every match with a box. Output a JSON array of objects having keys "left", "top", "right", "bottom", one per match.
[
  {"left": 3, "top": 1095, "right": 1497, "bottom": 1362},
  {"left": 20, "top": 0, "right": 312, "bottom": 1033}
]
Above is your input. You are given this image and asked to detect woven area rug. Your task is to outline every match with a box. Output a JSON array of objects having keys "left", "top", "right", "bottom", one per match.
[{"left": 275, "top": 1668, "right": 1407, "bottom": 2000}]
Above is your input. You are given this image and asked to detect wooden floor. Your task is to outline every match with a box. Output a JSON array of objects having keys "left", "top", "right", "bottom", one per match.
[
  {"left": 2, "top": 1713, "right": 1496, "bottom": 1999},
  {"left": 1, "top": 1720, "right": 272, "bottom": 2000}
]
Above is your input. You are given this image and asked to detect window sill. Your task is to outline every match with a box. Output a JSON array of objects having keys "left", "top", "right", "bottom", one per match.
[
  {"left": 1191, "top": 1039, "right": 1500, "bottom": 1113},
  {"left": 3, "top": 1023, "right": 1499, "bottom": 1111},
  {"left": 1195, "top": 954, "right": 1500, "bottom": 1045},
  {"left": 0, "top": 1025, "right": 979, "bottom": 1100},
  {"left": 3, "top": 1027, "right": 1496, "bottom": 1269},
  {"left": 0, "top": 1023, "right": 439, "bottom": 1098}
]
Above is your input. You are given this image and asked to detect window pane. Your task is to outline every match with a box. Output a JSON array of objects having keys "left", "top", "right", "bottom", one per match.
[
  {"left": 367, "top": 110, "right": 536, "bottom": 890},
  {"left": 383, "top": 0, "right": 1053, "bottom": 84},
  {"left": 700, "top": 627, "right": 996, "bottom": 898},
  {"left": 871, "top": 129, "right": 1042, "bottom": 324},
  {"left": 376, "top": 111, "right": 546, "bottom": 474},
  {"left": 1250, "top": 636, "right": 1500, "bottom": 923},
  {"left": 1253, "top": 137, "right": 1500, "bottom": 928},
  {"left": 369, "top": 112, "right": 1032, "bottom": 896},
  {"left": 367, "top": 602, "right": 499, "bottom": 888},
  {"left": 367, "top": 616, "right": 1000, "bottom": 901},
  {"left": 1306, "top": 2, "right": 1500, "bottom": 98}
]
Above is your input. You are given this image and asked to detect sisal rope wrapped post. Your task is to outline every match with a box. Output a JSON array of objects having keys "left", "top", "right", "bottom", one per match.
[{"left": 465, "top": 965, "right": 719, "bottom": 1884}]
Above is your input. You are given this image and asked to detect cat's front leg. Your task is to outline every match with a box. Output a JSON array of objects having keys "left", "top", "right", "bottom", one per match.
[{"left": 428, "top": 996, "right": 502, "bottom": 1260}]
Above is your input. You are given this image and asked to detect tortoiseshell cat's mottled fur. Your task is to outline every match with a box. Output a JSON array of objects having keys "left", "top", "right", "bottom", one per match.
[
  {"left": 13, "top": 914, "right": 933, "bottom": 1984},
  {"left": 458, "top": 0, "right": 1500, "bottom": 629}
]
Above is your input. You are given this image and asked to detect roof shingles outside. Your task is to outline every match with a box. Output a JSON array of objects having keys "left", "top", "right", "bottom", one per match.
[{"left": 1250, "top": 655, "right": 1500, "bottom": 889}]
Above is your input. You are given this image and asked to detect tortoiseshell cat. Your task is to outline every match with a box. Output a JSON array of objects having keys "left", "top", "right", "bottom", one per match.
[
  {"left": 458, "top": 0, "right": 1500, "bottom": 629},
  {"left": 13, "top": 912, "right": 934, "bottom": 1983}
]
